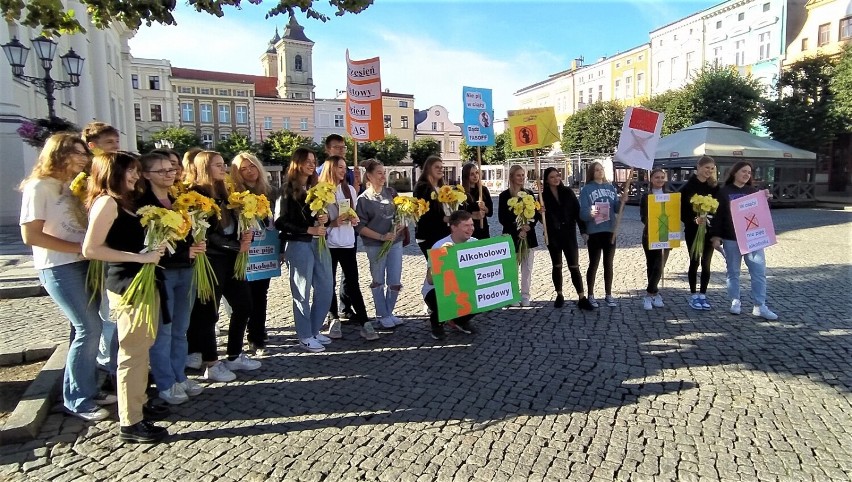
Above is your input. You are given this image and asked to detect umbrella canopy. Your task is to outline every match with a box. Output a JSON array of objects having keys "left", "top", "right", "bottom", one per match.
[{"left": 655, "top": 121, "right": 816, "bottom": 161}]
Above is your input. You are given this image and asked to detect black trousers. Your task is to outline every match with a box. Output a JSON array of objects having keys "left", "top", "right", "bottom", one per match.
[
  {"left": 187, "top": 254, "right": 252, "bottom": 361},
  {"left": 247, "top": 278, "right": 270, "bottom": 346},
  {"left": 685, "top": 228, "right": 714, "bottom": 294},
  {"left": 329, "top": 246, "right": 368, "bottom": 323},
  {"left": 424, "top": 289, "right": 475, "bottom": 333},
  {"left": 642, "top": 236, "right": 670, "bottom": 294},
  {"left": 546, "top": 228, "right": 584, "bottom": 297},
  {"left": 586, "top": 232, "right": 616, "bottom": 295}
]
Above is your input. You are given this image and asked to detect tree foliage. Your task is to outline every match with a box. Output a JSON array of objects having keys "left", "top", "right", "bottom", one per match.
[
  {"left": 831, "top": 45, "right": 852, "bottom": 133},
  {"left": 217, "top": 132, "right": 261, "bottom": 163},
  {"left": 359, "top": 135, "right": 408, "bottom": 166},
  {"left": 410, "top": 138, "right": 441, "bottom": 168},
  {"left": 151, "top": 126, "right": 201, "bottom": 154},
  {"left": 260, "top": 130, "right": 313, "bottom": 166},
  {"left": 3, "top": 0, "right": 375, "bottom": 36},
  {"left": 641, "top": 90, "right": 695, "bottom": 136},
  {"left": 561, "top": 100, "right": 624, "bottom": 154}
]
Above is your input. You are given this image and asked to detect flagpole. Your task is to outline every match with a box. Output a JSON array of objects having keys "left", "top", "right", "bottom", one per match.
[
  {"left": 353, "top": 141, "right": 360, "bottom": 193},
  {"left": 477, "top": 146, "right": 484, "bottom": 229}
]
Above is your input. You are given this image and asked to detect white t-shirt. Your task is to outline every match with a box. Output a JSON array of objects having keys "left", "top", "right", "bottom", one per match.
[
  {"left": 421, "top": 234, "right": 478, "bottom": 298},
  {"left": 19, "top": 177, "right": 87, "bottom": 270},
  {"left": 326, "top": 184, "right": 358, "bottom": 249}
]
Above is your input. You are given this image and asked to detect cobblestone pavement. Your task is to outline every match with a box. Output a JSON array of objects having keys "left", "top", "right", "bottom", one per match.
[{"left": 1, "top": 206, "right": 850, "bottom": 481}]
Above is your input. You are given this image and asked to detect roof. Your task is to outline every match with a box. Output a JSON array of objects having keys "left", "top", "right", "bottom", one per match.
[
  {"left": 171, "top": 67, "right": 278, "bottom": 97},
  {"left": 282, "top": 17, "right": 313, "bottom": 43},
  {"left": 382, "top": 91, "right": 414, "bottom": 99},
  {"left": 654, "top": 121, "right": 817, "bottom": 161}
]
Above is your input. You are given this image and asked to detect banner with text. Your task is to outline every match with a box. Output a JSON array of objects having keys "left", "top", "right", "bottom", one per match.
[
  {"left": 614, "top": 107, "right": 664, "bottom": 170},
  {"left": 647, "top": 193, "right": 682, "bottom": 249},
  {"left": 345, "top": 50, "right": 384, "bottom": 142},
  {"left": 507, "top": 107, "right": 559, "bottom": 151},
  {"left": 246, "top": 227, "right": 281, "bottom": 281},
  {"left": 429, "top": 235, "right": 520, "bottom": 323},
  {"left": 462, "top": 86, "right": 495, "bottom": 147},
  {"left": 732, "top": 191, "right": 777, "bottom": 254}
]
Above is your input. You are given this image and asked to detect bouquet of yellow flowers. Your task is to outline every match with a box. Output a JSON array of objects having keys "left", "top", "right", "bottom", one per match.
[
  {"left": 377, "top": 196, "right": 428, "bottom": 258},
  {"left": 70, "top": 172, "right": 104, "bottom": 302},
  {"left": 227, "top": 190, "right": 272, "bottom": 279},
  {"left": 119, "top": 206, "right": 191, "bottom": 337},
  {"left": 431, "top": 184, "right": 468, "bottom": 216},
  {"left": 168, "top": 180, "right": 190, "bottom": 199},
  {"left": 689, "top": 194, "right": 720, "bottom": 260},
  {"left": 70, "top": 172, "right": 88, "bottom": 202},
  {"left": 173, "top": 190, "right": 222, "bottom": 302},
  {"left": 506, "top": 191, "right": 541, "bottom": 263},
  {"left": 305, "top": 182, "right": 337, "bottom": 256}
]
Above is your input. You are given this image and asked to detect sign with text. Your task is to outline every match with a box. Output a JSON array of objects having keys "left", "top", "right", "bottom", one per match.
[
  {"left": 647, "top": 193, "right": 682, "bottom": 249},
  {"left": 246, "top": 227, "right": 281, "bottom": 281},
  {"left": 462, "top": 86, "right": 495, "bottom": 146},
  {"left": 506, "top": 107, "right": 559, "bottom": 151},
  {"left": 732, "top": 191, "right": 776, "bottom": 254},
  {"left": 429, "top": 235, "right": 520, "bottom": 322},
  {"left": 614, "top": 107, "right": 664, "bottom": 170},
  {"left": 345, "top": 50, "right": 384, "bottom": 142}
]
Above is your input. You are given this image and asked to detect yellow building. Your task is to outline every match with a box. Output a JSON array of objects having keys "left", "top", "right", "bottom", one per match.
[
  {"left": 609, "top": 44, "right": 651, "bottom": 106},
  {"left": 380, "top": 91, "right": 416, "bottom": 146},
  {"left": 785, "top": 0, "right": 851, "bottom": 65}
]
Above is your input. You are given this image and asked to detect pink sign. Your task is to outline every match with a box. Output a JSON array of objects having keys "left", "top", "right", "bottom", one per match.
[{"left": 732, "top": 191, "right": 776, "bottom": 254}]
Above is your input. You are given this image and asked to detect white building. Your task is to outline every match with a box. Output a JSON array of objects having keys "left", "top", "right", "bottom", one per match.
[
  {"left": 414, "top": 105, "right": 463, "bottom": 181},
  {"left": 128, "top": 57, "right": 175, "bottom": 142},
  {"left": 313, "top": 98, "right": 346, "bottom": 143},
  {"left": 649, "top": 9, "right": 705, "bottom": 96},
  {"left": 0, "top": 4, "right": 136, "bottom": 225},
  {"left": 574, "top": 56, "right": 613, "bottom": 110}
]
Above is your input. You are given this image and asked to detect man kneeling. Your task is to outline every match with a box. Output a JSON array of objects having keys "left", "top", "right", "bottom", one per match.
[{"left": 423, "top": 210, "right": 478, "bottom": 340}]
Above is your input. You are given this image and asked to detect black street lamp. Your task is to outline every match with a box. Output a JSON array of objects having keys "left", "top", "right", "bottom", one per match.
[{"left": 2, "top": 35, "right": 85, "bottom": 120}]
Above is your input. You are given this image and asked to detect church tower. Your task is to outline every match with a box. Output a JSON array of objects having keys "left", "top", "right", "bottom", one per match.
[
  {"left": 260, "top": 28, "right": 280, "bottom": 78},
  {"left": 276, "top": 17, "right": 315, "bottom": 100}
]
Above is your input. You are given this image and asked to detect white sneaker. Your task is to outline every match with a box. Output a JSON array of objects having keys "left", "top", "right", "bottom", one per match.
[
  {"left": 520, "top": 297, "right": 531, "bottom": 307},
  {"left": 204, "top": 362, "right": 236, "bottom": 382},
  {"left": 360, "top": 322, "right": 379, "bottom": 341},
  {"left": 391, "top": 315, "right": 404, "bottom": 326},
  {"left": 327, "top": 319, "right": 343, "bottom": 339},
  {"left": 224, "top": 352, "right": 262, "bottom": 371},
  {"left": 180, "top": 379, "right": 204, "bottom": 397},
  {"left": 752, "top": 305, "right": 778, "bottom": 320},
  {"left": 652, "top": 294, "right": 664, "bottom": 307},
  {"left": 185, "top": 352, "right": 202, "bottom": 370},
  {"left": 314, "top": 333, "right": 332, "bottom": 345},
  {"left": 378, "top": 316, "right": 396, "bottom": 329},
  {"left": 643, "top": 297, "right": 653, "bottom": 311},
  {"left": 159, "top": 384, "right": 189, "bottom": 405},
  {"left": 605, "top": 295, "right": 618, "bottom": 307},
  {"left": 730, "top": 299, "right": 742, "bottom": 315},
  {"left": 300, "top": 337, "right": 325, "bottom": 352}
]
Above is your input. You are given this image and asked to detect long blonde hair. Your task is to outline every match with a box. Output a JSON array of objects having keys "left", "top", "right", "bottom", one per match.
[
  {"left": 507, "top": 164, "right": 525, "bottom": 197},
  {"left": 186, "top": 150, "right": 228, "bottom": 200},
  {"left": 697, "top": 155, "right": 718, "bottom": 187},
  {"left": 19, "top": 132, "right": 89, "bottom": 190},
  {"left": 182, "top": 147, "right": 202, "bottom": 182},
  {"left": 231, "top": 151, "right": 271, "bottom": 196}
]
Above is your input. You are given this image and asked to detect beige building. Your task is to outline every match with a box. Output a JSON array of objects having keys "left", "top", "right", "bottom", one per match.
[
  {"left": 610, "top": 44, "right": 651, "bottom": 106},
  {"left": 785, "top": 0, "right": 851, "bottom": 64},
  {"left": 129, "top": 57, "right": 175, "bottom": 142},
  {"left": 255, "top": 96, "right": 315, "bottom": 142},
  {"left": 514, "top": 59, "right": 581, "bottom": 128},
  {"left": 381, "top": 91, "right": 416, "bottom": 146},
  {"left": 261, "top": 18, "right": 316, "bottom": 101},
  {"left": 313, "top": 98, "right": 346, "bottom": 143},
  {"left": 414, "top": 105, "right": 463, "bottom": 180}
]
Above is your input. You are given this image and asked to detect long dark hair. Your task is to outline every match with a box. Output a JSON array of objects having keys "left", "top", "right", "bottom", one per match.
[
  {"left": 648, "top": 168, "right": 670, "bottom": 193},
  {"left": 87, "top": 151, "right": 142, "bottom": 211},
  {"left": 461, "top": 162, "right": 479, "bottom": 192},
  {"left": 724, "top": 161, "right": 754, "bottom": 187},
  {"left": 542, "top": 167, "right": 565, "bottom": 206},
  {"left": 416, "top": 155, "right": 444, "bottom": 187},
  {"left": 284, "top": 147, "right": 317, "bottom": 200}
]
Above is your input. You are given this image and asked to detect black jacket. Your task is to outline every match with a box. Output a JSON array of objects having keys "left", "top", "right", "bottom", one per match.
[
  {"left": 463, "top": 184, "right": 493, "bottom": 240},
  {"left": 274, "top": 187, "right": 322, "bottom": 244},
  {"left": 711, "top": 183, "right": 759, "bottom": 241},
  {"left": 138, "top": 183, "right": 193, "bottom": 269},
  {"left": 498, "top": 188, "right": 540, "bottom": 249},
  {"left": 679, "top": 175, "right": 719, "bottom": 236},
  {"left": 413, "top": 181, "right": 450, "bottom": 245},
  {"left": 191, "top": 186, "right": 241, "bottom": 259},
  {"left": 541, "top": 184, "right": 586, "bottom": 245}
]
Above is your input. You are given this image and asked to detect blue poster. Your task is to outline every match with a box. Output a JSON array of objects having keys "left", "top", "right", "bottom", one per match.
[
  {"left": 462, "top": 86, "right": 495, "bottom": 147},
  {"left": 246, "top": 227, "right": 281, "bottom": 281}
]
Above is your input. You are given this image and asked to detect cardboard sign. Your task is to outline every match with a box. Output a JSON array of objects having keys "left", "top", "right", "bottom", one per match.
[
  {"left": 732, "top": 191, "right": 776, "bottom": 254},
  {"left": 345, "top": 50, "right": 384, "bottom": 141},
  {"left": 246, "top": 227, "right": 281, "bottom": 281},
  {"left": 614, "top": 107, "right": 664, "bottom": 170},
  {"left": 429, "top": 235, "right": 520, "bottom": 322},
  {"left": 462, "top": 86, "right": 495, "bottom": 146},
  {"left": 647, "top": 193, "right": 682, "bottom": 249},
  {"left": 506, "top": 107, "right": 559, "bottom": 151}
]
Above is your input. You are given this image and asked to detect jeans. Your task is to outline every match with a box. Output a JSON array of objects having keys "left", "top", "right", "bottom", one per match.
[
  {"left": 149, "top": 267, "right": 194, "bottom": 392},
  {"left": 39, "top": 261, "right": 101, "bottom": 413},
  {"left": 286, "top": 239, "right": 333, "bottom": 341},
  {"left": 97, "top": 292, "right": 118, "bottom": 374},
  {"left": 363, "top": 242, "right": 403, "bottom": 318},
  {"left": 722, "top": 240, "right": 767, "bottom": 306},
  {"left": 329, "top": 246, "right": 368, "bottom": 322}
]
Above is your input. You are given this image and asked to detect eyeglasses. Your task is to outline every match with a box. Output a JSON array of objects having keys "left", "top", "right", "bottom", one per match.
[{"left": 146, "top": 168, "right": 178, "bottom": 176}]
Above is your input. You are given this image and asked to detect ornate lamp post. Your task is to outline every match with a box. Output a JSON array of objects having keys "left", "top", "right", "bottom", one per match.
[{"left": 2, "top": 35, "right": 85, "bottom": 120}]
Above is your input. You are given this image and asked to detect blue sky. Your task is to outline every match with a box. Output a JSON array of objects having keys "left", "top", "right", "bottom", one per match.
[{"left": 130, "top": 0, "right": 719, "bottom": 120}]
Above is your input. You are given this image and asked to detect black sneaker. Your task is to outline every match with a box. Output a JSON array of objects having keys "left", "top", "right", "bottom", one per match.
[
  {"left": 119, "top": 420, "right": 168, "bottom": 444},
  {"left": 454, "top": 319, "right": 476, "bottom": 334},
  {"left": 142, "top": 399, "right": 170, "bottom": 421},
  {"left": 554, "top": 294, "right": 565, "bottom": 308},
  {"left": 341, "top": 308, "right": 356, "bottom": 320},
  {"left": 578, "top": 297, "right": 595, "bottom": 311},
  {"left": 431, "top": 325, "right": 446, "bottom": 340}
]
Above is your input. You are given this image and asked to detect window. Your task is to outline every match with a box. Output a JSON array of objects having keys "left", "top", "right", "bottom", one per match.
[
  {"left": 431, "top": 121, "right": 438, "bottom": 130},
  {"left": 181, "top": 102, "right": 194, "bottom": 122},
  {"left": 283, "top": 117, "right": 290, "bottom": 130},
  {"left": 385, "top": 115, "right": 392, "bottom": 129},
  {"left": 148, "top": 75, "right": 160, "bottom": 90},
  {"left": 150, "top": 104, "right": 162, "bottom": 122},
  {"left": 597, "top": 85, "right": 603, "bottom": 101},
  {"left": 236, "top": 105, "right": 248, "bottom": 124},
  {"left": 295, "top": 54, "right": 303, "bottom": 71},
  {"left": 178, "top": 86, "right": 192, "bottom": 93},
  {"left": 293, "top": 93, "right": 302, "bottom": 99},
  {"left": 818, "top": 23, "right": 830, "bottom": 46},
  {"left": 334, "top": 114, "right": 344, "bottom": 128},
  {"left": 738, "top": 12, "right": 745, "bottom": 21},
  {"left": 398, "top": 100, "right": 408, "bottom": 108},
  {"left": 626, "top": 59, "right": 632, "bottom": 65},
  {"left": 625, "top": 76, "right": 632, "bottom": 97},
  {"left": 841, "top": 17, "right": 852, "bottom": 40},
  {"left": 802, "top": 38, "right": 809, "bottom": 51},
  {"left": 670, "top": 56, "right": 679, "bottom": 81},
  {"left": 401, "top": 116, "right": 409, "bottom": 128},
  {"left": 616, "top": 62, "right": 620, "bottom": 68},
  {"left": 131, "top": 74, "right": 139, "bottom": 89},
  {"left": 217, "top": 89, "right": 229, "bottom": 96},
  {"left": 199, "top": 88, "right": 212, "bottom": 95},
  {"left": 614, "top": 79, "right": 621, "bottom": 99},
  {"left": 218, "top": 104, "right": 231, "bottom": 124},
  {"left": 235, "top": 90, "right": 248, "bottom": 97},
  {"left": 200, "top": 104, "right": 213, "bottom": 123},
  {"left": 638, "top": 54, "right": 643, "bottom": 61},
  {"left": 134, "top": 103, "right": 141, "bottom": 121},
  {"left": 636, "top": 73, "right": 645, "bottom": 95},
  {"left": 713, "top": 46, "right": 723, "bottom": 66},
  {"left": 201, "top": 133, "right": 213, "bottom": 149},
  {"left": 759, "top": 32, "right": 771, "bottom": 60},
  {"left": 686, "top": 51, "right": 695, "bottom": 75},
  {"left": 716, "top": 20, "right": 722, "bottom": 29},
  {"left": 587, "top": 88, "right": 592, "bottom": 105},
  {"left": 657, "top": 61, "right": 664, "bottom": 84},
  {"left": 263, "top": 117, "right": 272, "bottom": 130},
  {"left": 763, "top": 3, "right": 770, "bottom": 12},
  {"left": 450, "top": 141, "right": 455, "bottom": 153},
  {"left": 300, "top": 118, "right": 308, "bottom": 131},
  {"left": 220, "top": 132, "right": 229, "bottom": 141},
  {"left": 735, "top": 40, "right": 746, "bottom": 66}
]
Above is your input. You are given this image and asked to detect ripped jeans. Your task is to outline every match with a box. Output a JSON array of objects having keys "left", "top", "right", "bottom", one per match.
[{"left": 363, "top": 241, "right": 403, "bottom": 318}]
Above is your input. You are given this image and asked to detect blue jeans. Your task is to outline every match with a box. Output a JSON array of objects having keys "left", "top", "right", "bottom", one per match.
[
  {"left": 39, "top": 261, "right": 101, "bottom": 413},
  {"left": 286, "top": 239, "right": 333, "bottom": 341},
  {"left": 722, "top": 240, "right": 767, "bottom": 306},
  {"left": 363, "top": 242, "right": 403, "bottom": 318},
  {"left": 149, "top": 267, "right": 194, "bottom": 392},
  {"left": 97, "top": 293, "right": 118, "bottom": 374}
]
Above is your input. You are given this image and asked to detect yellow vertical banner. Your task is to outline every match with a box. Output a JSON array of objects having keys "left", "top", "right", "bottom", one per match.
[
  {"left": 647, "top": 193, "right": 681, "bottom": 249},
  {"left": 506, "top": 107, "right": 559, "bottom": 151}
]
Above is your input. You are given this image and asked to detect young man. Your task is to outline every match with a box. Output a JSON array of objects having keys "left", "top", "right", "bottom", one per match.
[
  {"left": 423, "top": 210, "right": 478, "bottom": 340},
  {"left": 81, "top": 122, "right": 120, "bottom": 154}
]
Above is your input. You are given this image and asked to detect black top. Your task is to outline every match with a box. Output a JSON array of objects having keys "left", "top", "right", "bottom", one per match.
[
  {"left": 679, "top": 175, "right": 719, "bottom": 236},
  {"left": 413, "top": 181, "right": 450, "bottom": 246},
  {"left": 711, "top": 183, "right": 759, "bottom": 241},
  {"left": 138, "top": 183, "right": 193, "bottom": 269},
  {"left": 498, "top": 188, "right": 540, "bottom": 249},
  {"left": 274, "top": 185, "right": 322, "bottom": 244},
  {"left": 462, "top": 185, "right": 493, "bottom": 240},
  {"left": 541, "top": 184, "right": 586, "bottom": 245},
  {"left": 191, "top": 186, "right": 240, "bottom": 259},
  {"left": 105, "top": 203, "right": 146, "bottom": 294}
]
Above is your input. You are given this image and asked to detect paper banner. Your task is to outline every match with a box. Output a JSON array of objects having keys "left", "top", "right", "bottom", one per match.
[
  {"left": 646, "top": 193, "right": 682, "bottom": 249},
  {"left": 462, "top": 86, "right": 495, "bottom": 146},
  {"left": 732, "top": 191, "right": 776, "bottom": 254},
  {"left": 345, "top": 50, "right": 384, "bottom": 142},
  {"left": 506, "top": 107, "right": 559, "bottom": 151},
  {"left": 246, "top": 227, "right": 281, "bottom": 281},
  {"left": 614, "top": 107, "right": 664, "bottom": 170},
  {"left": 429, "top": 235, "right": 520, "bottom": 322}
]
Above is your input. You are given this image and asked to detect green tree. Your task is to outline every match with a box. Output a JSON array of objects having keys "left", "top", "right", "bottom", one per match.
[
  {"left": 686, "top": 64, "right": 765, "bottom": 131},
  {"left": 360, "top": 135, "right": 408, "bottom": 166},
  {"left": 763, "top": 54, "right": 840, "bottom": 152},
  {"left": 136, "top": 136, "right": 156, "bottom": 154},
  {"left": 484, "top": 131, "right": 513, "bottom": 165},
  {"left": 410, "top": 138, "right": 441, "bottom": 167},
  {"left": 560, "top": 100, "right": 624, "bottom": 154},
  {"left": 641, "top": 89, "right": 696, "bottom": 135},
  {"left": 217, "top": 132, "right": 261, "bottom": 163},
  {"left": 4, "top": 0, "right": 375, "bottom": 36},
  {"left": 150, "top": 127, "right": 201, "bottom": 154},
  {"left": 831, "top": 45, "right": 852, "bottom": 133},
  {"left": 261, "top": 130, "right": 313, "bottom": 166}
]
